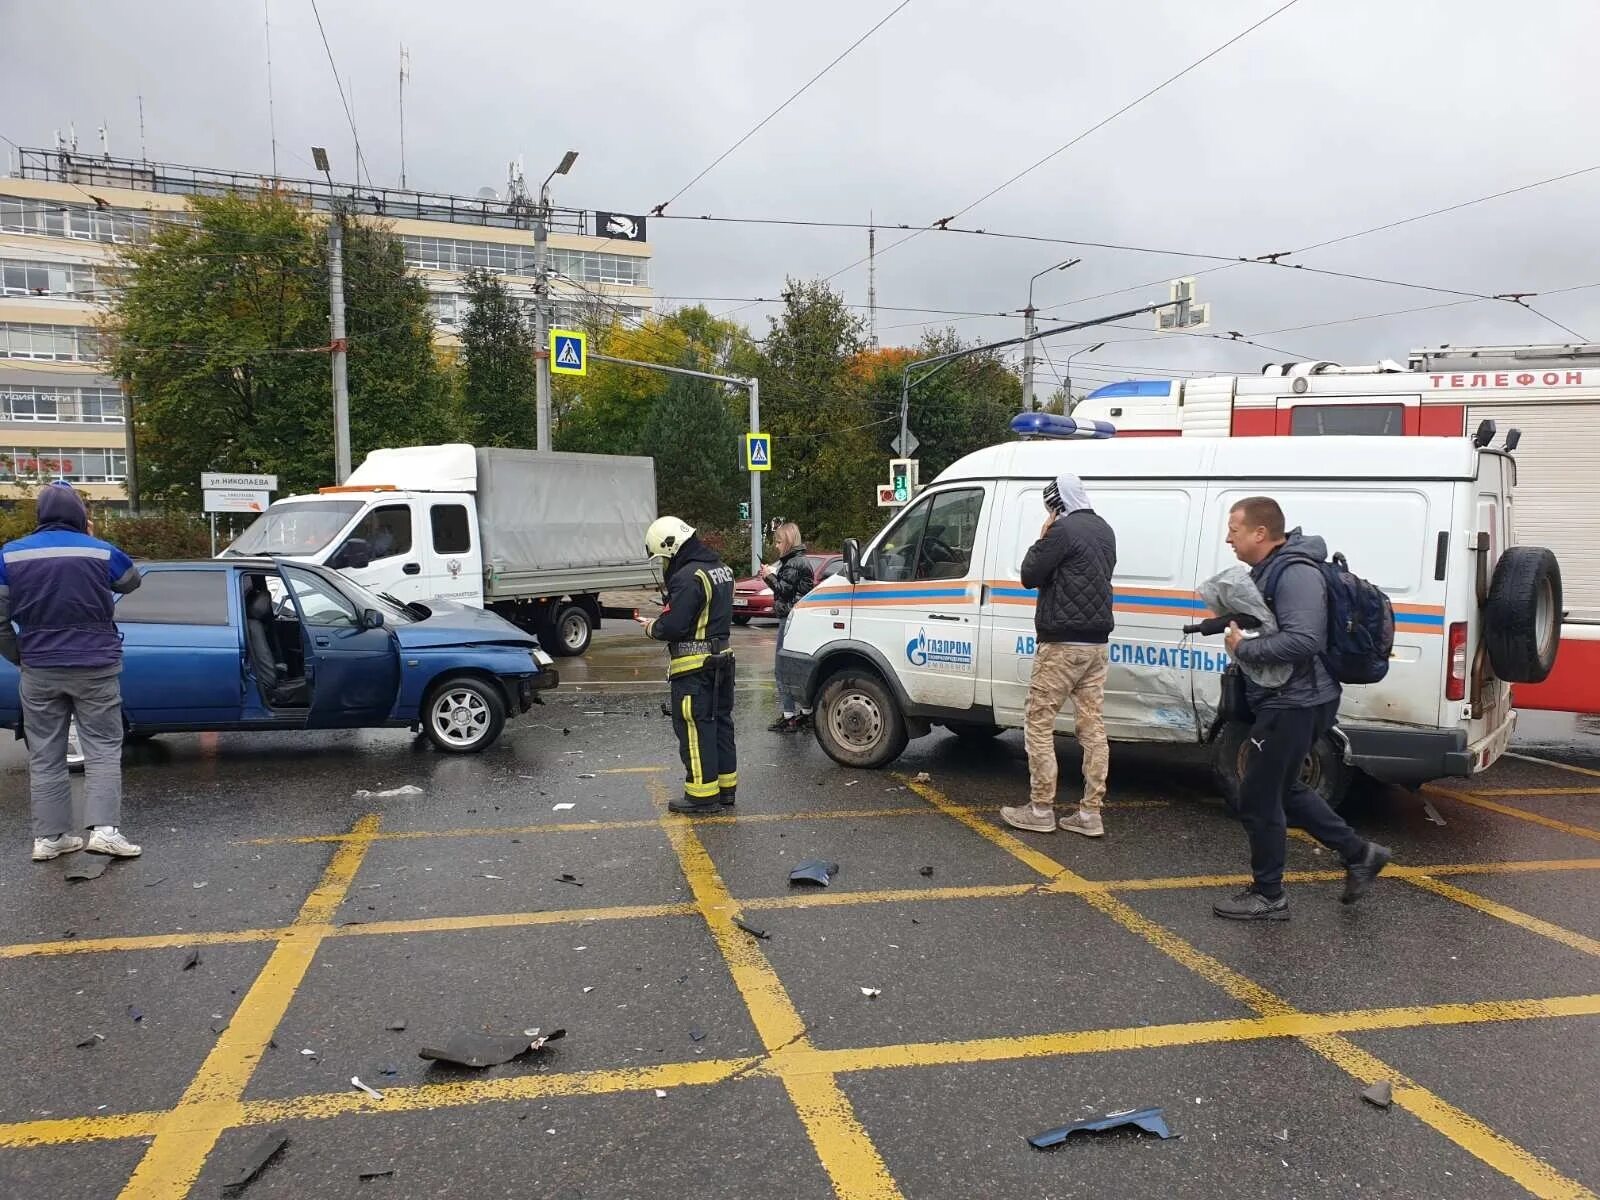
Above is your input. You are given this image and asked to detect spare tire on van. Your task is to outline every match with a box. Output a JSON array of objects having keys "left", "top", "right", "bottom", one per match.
[{"left": 1483, "top": 547, "right": 1562, "bottom": 683}]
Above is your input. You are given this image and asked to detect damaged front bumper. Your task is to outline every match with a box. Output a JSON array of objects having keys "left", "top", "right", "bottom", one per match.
[{"left": 506, "top": 651, "right": 560, "bottom": 714}]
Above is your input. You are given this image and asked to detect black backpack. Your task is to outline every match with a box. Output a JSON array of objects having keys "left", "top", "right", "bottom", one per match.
[{"left": 1259, "top": 548, "right": 1395, "bottom": 685}]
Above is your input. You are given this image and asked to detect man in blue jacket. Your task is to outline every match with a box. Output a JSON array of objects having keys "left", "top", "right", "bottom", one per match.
[{"left": 0, "top": 482, "right": 143, "bottom": 861}]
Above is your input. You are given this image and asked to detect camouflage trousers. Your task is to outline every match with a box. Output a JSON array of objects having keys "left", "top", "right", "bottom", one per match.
[{"left": 1024, "top": 642, "right": 1110, "bottom": 811}]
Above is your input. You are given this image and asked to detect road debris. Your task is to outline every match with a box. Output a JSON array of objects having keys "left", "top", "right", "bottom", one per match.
[
  {"left": 918, "top": 866, "right": 934, "bottom": 877},
  {"left": 211, "top": 1020, "right": 231, "bottom": 1035},
  {"left": 1028, "top": 1106, "right": 1178, "bottom": 1148},
  {"left": 419, "top": 1028, "right": 566, "bottom": 1069},
  {"left": 789, "top": 860, "right": 839, "bottom": 887},
  {"left": 351, "top": 1076, "right": 385, "bottom": 1101},
  {"left": 553, "top": 803, "right": 576, "bottom": 811},
  {"left": 300, "top": 1048, "right": 318, "bottom": 1058},
  {"left": 386, "top": 1020, "right": 408, "bottom": 1032},
  {"left": 74, "top": 1033, "right": 104, "bottom": 1049},
  {"left": 1422, "top": 800, "right": 1447, "bottom": 827},
  {"left": 732, "top": 916, "right": 770, "bottom": 940},
  {"left": 193, "top": 881, "right": 208, "bottom": 889},
  {"left": 555, "top": 873, "right": 583, "bottom": 886},
  {"left": 358, "top": 1164, "right": 396, "bottom": 1181},
  {"left": 690, "top": 1028, "right": 706, "bottom": 1043},
  {"left": 127, "top": 1006, "right": 143, "bottom": 1023},
  {"left": 65, "top": 856, "right": 109, "bottom": 881},
  {"left": 353, "top": 785, "right": 424, "bottom": 798},
  {"left": 221, "top": 1129, "right": 288, "bottom": 1192},
  {"left": 1361, "top": 1081, "right": 1395, "bottom": 1109},
  {"left": 655, "top": 1089, "right": 668, "bottom": 1099},
  {"left": 912, "top": 772, "right": 932, "bottom": 784},
  {"left": 859, "top": 986, "right": 881, "bottom": 999},
  {"left": 181, "top": 948, "right": 202, "bottom": 971},
  {"left": 576, "top": 773, "right": 597, "bottom": 780}
]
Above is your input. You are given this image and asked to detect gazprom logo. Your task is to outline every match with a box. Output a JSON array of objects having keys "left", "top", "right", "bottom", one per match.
[{"left": 907, "top": 626, "right": 973, "bottom": 669}]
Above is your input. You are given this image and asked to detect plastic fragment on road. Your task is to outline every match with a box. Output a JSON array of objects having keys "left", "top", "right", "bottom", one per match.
[
  {"left": 655, "top": 1089, "right": 667, "bottom": 1099},
  {"left": 690, "top": 1028, "right": 706, "bottom": 1042},
  {"left": 358, "top": 1164, "right": 396, "bottom": 1180},
  {"left": 351, "top": 1076, "right": 385, "bottom": 1101},
  {"left": 65, "top": 856, "right": 109, "bottom": 881},
  {"left": 221, "top": 1129, "right": 288, "bottom": 1192},
  {"left": 75, "top": 1033, "right": 104, "bottom": 1049},
  {"left": 918, "top": 866, "right": 934, "bottom": 877},
  {"left": 127, "top": 1006, "right": 143, "bottom": 1023},
  {"left": 386, "top": 1020, "right": 407, "bottom": 1032},
  {"left": 789, "top": 860, "right": 839, "bottom": 887},
  {"left": 182, "top": 948, "right": 202, "bottom": 971},
  {"left": 353, "top": 785, "right": 423, "bottom": 798},
  {"left": 419, "top": 1027, "right": 566, "bottom": 1069},
  {"left": 1361, "top": 1081, "right": 1394, "bottom": 1109},
  {"left": 1028, "top": 1106, "right": 1178, "bottom": 1148},
  {"left": 912, "top": 772, "right": 932, "bottom": 784},
  {"left": 553, "top": 803, "right": 576, "bottom": 811},
  {"left": 555, "top": 873, "right": 583, "bottom": 886},
  {"left": 193, "top": 881, "right": 208, "bottom": 889},
  {"left": 733, "top": 916, "right": 770, "bottom": 940},
  {"left": 1422, "top": 800, "right": 1447, "bottom": 827},
  {"left": 860, "top": 987, "right": 881, "bottom": 999},
  {"left": 300, "top": 1048, "right": 317, "bottom": 1057},
  {"left": 576, "top": 773, "right": 597, "bottom": 780}
]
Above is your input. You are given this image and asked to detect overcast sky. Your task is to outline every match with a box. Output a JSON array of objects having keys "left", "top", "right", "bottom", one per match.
[{"left": 4, "top": 0, "right": 1598, "bottom": 389}]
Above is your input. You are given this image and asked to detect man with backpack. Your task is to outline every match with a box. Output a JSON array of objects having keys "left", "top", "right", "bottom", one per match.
[{"left": 1214, "top": 497, "right": 1390, "bottom": 921}]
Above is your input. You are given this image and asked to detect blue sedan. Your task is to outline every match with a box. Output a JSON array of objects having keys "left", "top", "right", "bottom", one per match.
[{"left": 0, "top": 558, "right": 558, "bottom": 753}]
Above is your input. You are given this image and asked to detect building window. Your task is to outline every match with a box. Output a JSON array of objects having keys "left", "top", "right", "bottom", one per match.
[
  {"left": 1288, "top": 404, "right": 1405, "bottom": 436},
  {"left": 399, "top": 234, "right": 643, "bottom": 286},
  {"left": 0, "top": 385, "right": 124, "bottom": 424},
  {"left": 0, "top": 446, "right": 127, "bottom": 483},
  {"left": 0, "top": 197, "right": 155, "bottom": 244},
  {"left": 0, "top": 323, "right": 104, "bottom": 362},
  {"left": 0, "top": 258, "right": 109, "bottom": 301}
]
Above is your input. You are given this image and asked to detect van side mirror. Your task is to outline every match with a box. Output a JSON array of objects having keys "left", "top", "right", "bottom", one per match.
[
  {"left": 336, "top": 538, "right": 372, "bottom": 570},
  {"left": 359, "top": 608, "right": 385, "bottom": 631},
  {"left": 842, "top": 538, "right": 861, "bottom": 584}
]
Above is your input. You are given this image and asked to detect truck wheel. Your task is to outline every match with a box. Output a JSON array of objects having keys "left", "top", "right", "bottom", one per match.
[
  {"left": 545, "top": 604, "right": 593, "bottom": 657},
  {"left": 732, "top": 615, "right": 751, "bottom": 626},
  {"left": 945, "top": 721, "right": 1004, "bottom": 741},
  {"left": 814, "top": 669, "right": 909, "bottom": 769},
  {"left": 423, "top": 676, "right": 506, "bottom": 753},
  {"left": 1211, "top": 721, "right": 1352, "bottom": 816},
  {"left": 1483, "top": 546, "right": 1562, "bottom": 683}
]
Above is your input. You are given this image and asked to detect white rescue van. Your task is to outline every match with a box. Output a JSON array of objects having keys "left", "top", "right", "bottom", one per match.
[{"left": 776, "top": 428, "right": 1562, "bottom": 806}]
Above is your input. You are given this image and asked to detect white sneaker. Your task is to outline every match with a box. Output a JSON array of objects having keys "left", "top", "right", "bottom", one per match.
[
  {"left": 85, "top": 827, "right": 141, "bottom": 857},
  {"left": 1058, "top": 809, "right": 1105, "bottom": 838},
  {"left": 1000, "top": 804, "right": 1056, "bottom": 833},
  {"left": 33, "top": 834, "right": 85, "bottom": 861}
]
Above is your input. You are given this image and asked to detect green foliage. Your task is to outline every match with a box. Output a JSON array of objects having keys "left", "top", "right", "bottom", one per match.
[
  {"left": 457, "top": 268, "right": 536, "bottom": 447},
  {"left": 105, "top": 192, "right": 454, "bottom": 507},
  {"left": 639, "top": 367, "right": 743, "bottom": 529},
  {"left": 0, "top": 501, "right": 210, "bottom": 560}
]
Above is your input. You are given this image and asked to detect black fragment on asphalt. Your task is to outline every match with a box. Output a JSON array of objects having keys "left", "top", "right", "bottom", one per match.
[
  {"left": 1029, "top": 1106, "right": 1179, "bottom": 1148},
  {"left": 65, "top": 855, "right": 109, "bottom": 882},
  {"left": 221, "top": 1129, "right": 289, "bottom": 1191},
  {"left": 788, "top": 860, "right": 839, "bottom": 887},
  {"left": 418, "top": 1029, "right": 566, "bottom": 1069}
]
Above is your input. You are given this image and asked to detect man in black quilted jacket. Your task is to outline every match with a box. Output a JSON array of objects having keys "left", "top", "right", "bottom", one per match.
[{"left": 1000, "top": 473, "right": 1117, "bottom": 838}]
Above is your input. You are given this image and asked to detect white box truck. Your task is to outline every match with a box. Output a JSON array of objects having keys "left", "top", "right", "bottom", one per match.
[{"left": 222, "top": 444, "right": 658, "bottom": 656}]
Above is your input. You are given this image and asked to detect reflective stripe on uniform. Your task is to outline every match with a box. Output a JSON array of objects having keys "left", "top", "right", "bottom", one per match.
[
  {"left": 681, "top": 694, "right": 716, "bottom": 796},
  {"left": 694, "top": 570, "right": 712, "bottom": 641},
  {"left": 670, "top": 654, "right": 710, "bottom": 676},
  {"left": 717, "top": 772, "right": 737, "bottom": 789}
]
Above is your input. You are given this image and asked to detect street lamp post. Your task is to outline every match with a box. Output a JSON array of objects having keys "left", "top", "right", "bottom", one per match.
[
  {"left": 1020, "top": 257, "right": 1081, "bottom": 410},
  {"left": 1063, "top": 341, "right": 1105, "bottom": 413},
  {"left": 534, "top": 150, "right": 578, "bottom": 452}
]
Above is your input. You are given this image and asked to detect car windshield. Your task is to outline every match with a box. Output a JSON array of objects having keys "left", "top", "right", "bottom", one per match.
[
  {"left": 225, "top": 501, "right": 363, "bottom": 557},
  {"left": 336, "top": 574, "right": 418, "bottom": 624}
]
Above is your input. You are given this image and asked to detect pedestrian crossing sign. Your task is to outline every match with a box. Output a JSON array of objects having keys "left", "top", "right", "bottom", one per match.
[
  {"left": 550, "top": 329, "right": 587, "bottom": 376},
  {"left": 745, "top": 432, "right": 772, "bottom": 472}
]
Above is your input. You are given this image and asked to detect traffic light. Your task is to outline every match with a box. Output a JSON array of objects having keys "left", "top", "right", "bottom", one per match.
[
  {"left": 889, "top": 459, "right": 914, "bottom": 503},
  {"left": 738, "top": 501, "right": 751, "bottom": 522}
]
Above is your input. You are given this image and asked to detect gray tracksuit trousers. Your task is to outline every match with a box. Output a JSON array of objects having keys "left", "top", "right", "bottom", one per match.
[{"left": 21, "top": 665, "right": 124, "bottom": 838}]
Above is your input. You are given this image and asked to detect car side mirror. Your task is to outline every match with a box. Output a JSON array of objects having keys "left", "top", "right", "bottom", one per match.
[
  {"left": 360, "top": 608, "right": 385, "bottom": 631},
  {"left": 842, "top": 538, "right": 861, "bottom": 584},
  {"left": 337, "top": 538, "right": 372, "bottom": 570}
]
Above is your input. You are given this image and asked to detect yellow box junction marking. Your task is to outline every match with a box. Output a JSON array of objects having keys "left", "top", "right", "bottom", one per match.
[
  {"left": 1428, "top": 784, "right": 1600, "bottom": 845},
  {"left": 897, "top": 773, "right": 1598, "bottom": 1200}
]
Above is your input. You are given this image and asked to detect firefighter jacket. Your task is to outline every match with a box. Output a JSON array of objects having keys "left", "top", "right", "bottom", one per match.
[{"left": 649, "top": 535, "right": 735, "bottom": 676}]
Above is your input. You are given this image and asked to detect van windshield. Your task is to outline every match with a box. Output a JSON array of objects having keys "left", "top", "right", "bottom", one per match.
[{"left": 224, "top": 501, "right": 363, "bottom": 558}]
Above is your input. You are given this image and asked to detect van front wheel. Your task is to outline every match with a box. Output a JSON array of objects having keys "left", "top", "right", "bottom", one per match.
[
  {"left": 1211, "top": 720, "right": 1352, "bottom": 816},
  {"left": 814, "top": 669, "right": 909, "bottom": 769}
]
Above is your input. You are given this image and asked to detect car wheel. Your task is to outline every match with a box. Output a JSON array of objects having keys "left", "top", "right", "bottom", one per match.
[
  {"left": 945, "top": 721, "right": 1004, "bottom": 741},
  {"left": 732, "top": 615, "right": 751, "bottom": 626},
  {"left": 1212, "top": 720, "right": 1352, "bottom": 816},
  {"left": 1483, "top": 546, "right": 1562, "bottom": 683},
  {"left": 814, "top": 669, "right": 909, "bottom": 769},
  {"left": 424, "top": 676, "right": 506, "bottom": 753},
  {"left": 545, "top": 604, "right": 593, "bottom": 657}
]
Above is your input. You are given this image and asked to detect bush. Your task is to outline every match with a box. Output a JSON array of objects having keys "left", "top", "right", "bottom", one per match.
[{"left": 0, "top": 503, "right": 211, "bottom": 560}]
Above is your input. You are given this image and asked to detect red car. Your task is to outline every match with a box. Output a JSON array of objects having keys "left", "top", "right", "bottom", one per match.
[{"left": 733, "top": 552, "right": 842, "bottom": 625}]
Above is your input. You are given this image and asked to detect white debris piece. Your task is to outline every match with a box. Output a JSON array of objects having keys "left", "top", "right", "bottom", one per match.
[
  {"left": 351, "top": 1076, "right": 385, "bottom": 1101},
  {"left": 860, "top": 986, "right": 881, "bottom": 998},
  {"left": 354, "top": 785, "right": 424, "bottom": 798},
  {"left": 552, "top": 803, "right": 576, "bottom": 811}
]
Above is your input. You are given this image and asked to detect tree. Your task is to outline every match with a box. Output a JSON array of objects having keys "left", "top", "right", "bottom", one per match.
[
  {"left": 639, "top": 366, "right": 743, "bottom": 528},
  {"left": 339, "top": 214, "right": 458, "bottom": 456},
  {"left": 758, "top": 280, "right": 878, "bottom": 548},
  {"left": 457, "top": 268, "right": 537, "bottom": 447},
  {"left": 107, "top": 190, "right": 332, "bottom": 505}
]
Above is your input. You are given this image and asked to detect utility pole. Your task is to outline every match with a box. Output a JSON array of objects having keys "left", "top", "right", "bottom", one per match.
[
  {"left": 867, "top": 212, "right": 878, "bottom": 347},
  {"left": 533, "top": 198, "right": 550, "bottom": 452},
  {"left": 328, "top": 215, "right": 352, "bottom": 482},
  {"left": 1021, "top": 257, "right": 1081, "bottom": 410},
  {"left": 398, "top": 46, "right": 410, "bottom": 189}
]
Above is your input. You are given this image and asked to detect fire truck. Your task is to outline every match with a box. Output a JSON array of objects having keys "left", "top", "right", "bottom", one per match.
[{"left": 1072, "top": 343, "right": 1599, "bottom": 714}]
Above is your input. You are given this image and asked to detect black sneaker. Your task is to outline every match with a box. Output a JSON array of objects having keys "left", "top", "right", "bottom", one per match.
[
  {"left": 719, "top": 790, "right": 736, "bottom": 808},
  {"left": 794, "top": 712, "right": 813, "bottom": 729},
  {"left": 1342, "top": 842, "right": 1391, "bottom": 904},
  {"left": 768, "top": 716, "right": 800, "bottom": 733},
  {"left": 1212, "top": 888, "right": 1290, "bottom": 921},
  {"left": 668, "top": 797, "right": 722, "bottom": 816}
]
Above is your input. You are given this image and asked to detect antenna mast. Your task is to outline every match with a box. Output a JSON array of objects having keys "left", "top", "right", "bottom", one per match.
[{"left": 867, "top": 211, "right": 878, "bottom": 347}]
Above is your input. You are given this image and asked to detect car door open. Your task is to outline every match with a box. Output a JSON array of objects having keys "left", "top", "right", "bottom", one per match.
[{"left": 280, "top": 564, "right": 402, "bottom": 727}]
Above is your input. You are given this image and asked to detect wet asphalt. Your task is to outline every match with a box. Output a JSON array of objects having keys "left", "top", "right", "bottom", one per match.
[{"left": 0, "top": 622, "right": 1597, "bottom": 1199}]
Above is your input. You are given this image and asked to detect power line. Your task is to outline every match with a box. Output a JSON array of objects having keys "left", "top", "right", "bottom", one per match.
[
  {"left": 800, "top": 0, "right": 1304, "bottom": 292},
  {"left": 649, "top": 0, "right": 912, "bottom": 216},
  {"left": 308, "top": 0, "right": 371, "bottom": 189}
]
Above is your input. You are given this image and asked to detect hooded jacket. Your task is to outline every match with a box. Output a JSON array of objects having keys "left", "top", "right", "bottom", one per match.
[
  {"left": 649, "top": 534, "right": 735, "bottom": 676},
  {"left": 1232, "top": 529, "right": 1341, "bottom": 711},
  {"left": 1020, "top": 474, "right": 1117, "bottom": 644},
  {"left": 0, "top": 482, "right": 141, "bottom": 669}
]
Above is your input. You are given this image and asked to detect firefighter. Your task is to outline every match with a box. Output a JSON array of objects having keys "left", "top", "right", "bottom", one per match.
[{"left": 639, "top": 516, "right": 738, "bottom": 815}]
